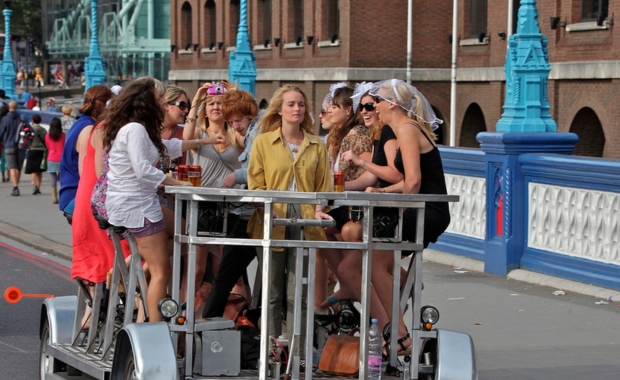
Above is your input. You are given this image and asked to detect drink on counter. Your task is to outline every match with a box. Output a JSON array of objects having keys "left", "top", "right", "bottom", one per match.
[
  {"left": 176, "top": 165, "right": 189, "bottom": 181},
  {"left": 334, "top": 171, "right": 345, "bottom": 192},
  {"left": 188, "top": 165, "right": 202, "bottom": 186}
]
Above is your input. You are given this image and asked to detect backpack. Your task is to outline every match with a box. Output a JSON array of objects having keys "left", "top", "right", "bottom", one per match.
[{"left": 14, "top": 118, "right": 33, "bottom": 150}]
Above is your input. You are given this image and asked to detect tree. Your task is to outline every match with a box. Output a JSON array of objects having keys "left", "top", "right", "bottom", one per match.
[{"left": 1, "top": 0, "right": 42, "bottom": 43}]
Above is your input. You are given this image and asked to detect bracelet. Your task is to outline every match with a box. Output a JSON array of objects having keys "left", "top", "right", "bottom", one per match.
[
  {"left": 186, "top": 116, "right": 197, "bottom": 123},
  {"left": 315, "top": 209, "right": 324, "bottom": 213},
  {"left": 361, "top": 160, "right": 367, "bottom": 169},
  {"left": 195, "top": 138, "right": 201, "bottom": 148}
]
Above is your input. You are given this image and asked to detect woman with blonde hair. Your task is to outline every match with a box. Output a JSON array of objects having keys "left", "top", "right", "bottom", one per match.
[
  {"left": 182, "top": 82, "right": 243, "bottom": 303},
  {"left": 248, "top": 84, "right": 332, "bottom": 368}
]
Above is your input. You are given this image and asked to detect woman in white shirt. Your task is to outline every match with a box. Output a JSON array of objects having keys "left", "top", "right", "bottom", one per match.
[{"left": 102, "top": 77, "right": 222, "bottom": 322}]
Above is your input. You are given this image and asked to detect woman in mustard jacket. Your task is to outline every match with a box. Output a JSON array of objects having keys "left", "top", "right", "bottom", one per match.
[{"left": 248, "top": 84, "right": 331, "bottom": 368}]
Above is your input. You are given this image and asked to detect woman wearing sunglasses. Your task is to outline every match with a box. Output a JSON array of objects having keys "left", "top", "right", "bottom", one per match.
[
  {"left": 317, "top": 83, "right": 405, "bottom": 340},
  {"left": 161, "top": 85, "right": 190, "bottom": 169},
  {"left": 361, "top": 79, "right": 449, "bottom": 356}
]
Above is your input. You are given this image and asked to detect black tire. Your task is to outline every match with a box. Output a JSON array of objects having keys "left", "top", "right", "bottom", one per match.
[
  {"left": 112, "top": 338, "right": 138, "bottom": 380},
  {"left": 39, "top": 320, "right": 63, "bottom": 379}
]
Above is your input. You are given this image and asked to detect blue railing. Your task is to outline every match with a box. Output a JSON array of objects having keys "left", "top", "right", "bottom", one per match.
[{"left": 433, "top": 142, "right": 620, "bottom": 291}]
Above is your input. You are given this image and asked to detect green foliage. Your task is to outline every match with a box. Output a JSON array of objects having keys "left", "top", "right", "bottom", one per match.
[{"left": 1, "top": 0, "right": 42, "bottom": 43}]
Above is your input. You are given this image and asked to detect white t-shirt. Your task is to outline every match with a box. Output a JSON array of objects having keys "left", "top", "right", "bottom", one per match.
[{"left": 106, "top": 122, "right": 182, "bottom": 228}]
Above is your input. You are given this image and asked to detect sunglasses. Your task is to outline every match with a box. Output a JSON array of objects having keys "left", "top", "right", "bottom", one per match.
[
  {"left": 373, "top": 95, "right": 388, "bottom": 103},
  {"left": 320, "top": 109, "right": 327, "bottom": 115},
  {"left": 359, "top": 102, "right": 376, "bottom": 112},
  {"left": 168, "top": 101, "right": 190, "bottom": 111}
]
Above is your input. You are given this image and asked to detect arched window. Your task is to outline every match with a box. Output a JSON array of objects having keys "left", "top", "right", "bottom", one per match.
[
  {"left": 181, "top": 2, "right": 193, "bottom": 49},
  {"left": 260, "top": 0, "right": 272, "bottom": 45},
  {"left": 205, "top": 0, "right": 217, "bottom": 49},
  {"left": 327, "top": 0, "right": 339, "bottom": 41},
  {"left": 230, "top": 0, "right": 240, "bottom": 46},
  {"left": 569, "top": 107, "right": 605, "bottom": 157},
  {"left": 459, "top": 103, "right": 486, "bottom": 148},
  {"left": 470, "top": 0, "right": 487, "bottom": 39}
]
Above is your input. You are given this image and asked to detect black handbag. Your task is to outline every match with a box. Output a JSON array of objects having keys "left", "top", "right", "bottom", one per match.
[{"left": 372, "top": 207, "right": 399, "bottom": 237}]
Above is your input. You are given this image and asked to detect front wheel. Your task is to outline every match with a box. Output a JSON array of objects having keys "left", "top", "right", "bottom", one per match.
[
  {"left": 39, "top": 320, "right": 64, "bottom": 379},
  {"left": 112, "top": 338, "right": 138, "bottom": 380}
]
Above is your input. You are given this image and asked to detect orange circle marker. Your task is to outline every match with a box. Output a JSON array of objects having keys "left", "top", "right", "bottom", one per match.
[{"left": 4, "top": 286, "right": 55, "bottom": 304}]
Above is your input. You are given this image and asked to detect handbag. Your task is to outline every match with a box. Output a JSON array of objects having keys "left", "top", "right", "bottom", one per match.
[
  {"left": 373, "top": 207, "right": 400, "bottom": 238},
  {"left": 318, "top": 330, "right": 360, "bottom": 377}
]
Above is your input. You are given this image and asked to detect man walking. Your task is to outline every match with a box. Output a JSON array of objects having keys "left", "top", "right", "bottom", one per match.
[{"left": 0, "top": 101, "right": 27, "bottom": 196}]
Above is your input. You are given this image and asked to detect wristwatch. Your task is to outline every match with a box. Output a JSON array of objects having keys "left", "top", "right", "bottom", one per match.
[{"left": 195, "top": 138, "right": 201, "bottom": 148}]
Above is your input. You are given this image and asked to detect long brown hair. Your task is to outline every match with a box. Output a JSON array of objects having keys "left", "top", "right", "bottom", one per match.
[
  {"left": 48, "top": 117, "right": 63, "bottom": 141},
  {"left": 259, "top": 84, "right": 315, "bottom": 135},
  {"left": 78, "top": 85, "right": 113, "bottom": 122},
  {"left": 102, "top": 77, "right": 166, "bottom": 155},
  {"left": 326, "top": 86, "right": 357, "bottom": 159}
]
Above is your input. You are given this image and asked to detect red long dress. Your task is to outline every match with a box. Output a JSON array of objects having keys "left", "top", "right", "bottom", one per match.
[{"left": 71, "top": 126, "right": 129, "bottom": 283}]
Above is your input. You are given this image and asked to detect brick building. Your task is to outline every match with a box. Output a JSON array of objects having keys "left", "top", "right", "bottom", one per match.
[{"left": 169, "top": 0, "right": 618, "bottom": 158}]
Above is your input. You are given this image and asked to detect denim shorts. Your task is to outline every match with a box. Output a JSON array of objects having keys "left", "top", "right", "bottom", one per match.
[{"left": 127, "top": 217, "right": 166, "bottom": 238}]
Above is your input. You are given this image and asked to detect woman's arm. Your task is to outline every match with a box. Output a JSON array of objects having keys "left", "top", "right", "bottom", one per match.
[
  {"left": 341, "top": 138, "right": 403, "bottom": 185},
  {"left": 345, "top": 169, "right": 378, "bottom": 191},
  {"left": 164, "top": 134, "right": 226, "bottom": 159},
  {"left": 183, "top": 83, "right": 212, "bottom": 142}
]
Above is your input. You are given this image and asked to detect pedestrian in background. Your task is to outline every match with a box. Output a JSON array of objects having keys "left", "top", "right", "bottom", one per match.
[
  {"left": 0, "top": 104, "right": 8, "bottom": 182},
  {"left": 45, "top": 117, "right": 65, "bottom": 204},
  {"left": 0, "top": 101, "right": 28, "bottom": 196},
  {"left": 24, "top": 114, "right": 47, "bottom": 195},
  {"left": 60, "top": 105, "right": 75, "bottom": 133}
]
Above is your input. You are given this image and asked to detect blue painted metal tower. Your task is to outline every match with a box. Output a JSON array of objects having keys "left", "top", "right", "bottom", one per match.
[
  {"left": 1, "top": 0, "right": 17, "bottom": 100},
  {"left": 496, "top": 0, "right": 556, "bottom": 132},
  {"left": 84, "top": 0, "right": 106, "bottom": 91},
  {"left": 228, "top": 0, "right": 256, "bottom": 96},
  {"left": 477, "top": 0, "right": 577, "bottom": 276}
]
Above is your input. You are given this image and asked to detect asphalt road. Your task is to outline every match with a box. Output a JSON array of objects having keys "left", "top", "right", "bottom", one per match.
[
  {"left": 0, "top": 236, "right": 75, "bottom": 380},
  {"left": 1, "top": 233, "right": 620, "bottom": 380}
]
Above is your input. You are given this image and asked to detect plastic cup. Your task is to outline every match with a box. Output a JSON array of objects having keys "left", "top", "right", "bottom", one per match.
[{"left": 188, "top": 171, "right": 201, "bottom": 186}]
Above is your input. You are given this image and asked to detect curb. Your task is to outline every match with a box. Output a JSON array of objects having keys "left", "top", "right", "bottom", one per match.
[
  {"left": 423, "top": 249, "right": 620, "bottom": 303},
  {"left": 0, "top": 221, "right": 72, "bottom": 261}
]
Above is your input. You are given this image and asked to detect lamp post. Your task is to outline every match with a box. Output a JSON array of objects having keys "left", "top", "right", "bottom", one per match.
[
  {"left": 84, "top": 0, "right": 106, "bottom": 91},
  {"left": 228, "top": 0, "right": 256, "bottom": 96},
  {"left": 1, "top": 0, "right": 17, "bottom": 99}
]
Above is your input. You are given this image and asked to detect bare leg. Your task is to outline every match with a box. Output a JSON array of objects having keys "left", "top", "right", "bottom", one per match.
[
  {"left": 371, "top": 250, "right": 411, "bottom": 350},
  {"left": 134, "top": 229, "right": 171, "bottom": 322},
  {"left": 314, "top": 249, "right": 329, "bottom": 308}
]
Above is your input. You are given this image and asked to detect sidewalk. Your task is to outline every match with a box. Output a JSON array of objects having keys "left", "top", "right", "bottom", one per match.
[{"left": 1, "top": 172, "right": 619, "bottom": 303}]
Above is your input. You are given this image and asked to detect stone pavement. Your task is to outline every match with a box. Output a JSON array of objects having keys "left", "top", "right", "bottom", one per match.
[{"left": 1, "top": 171, "right": 619, "bottom": 302}]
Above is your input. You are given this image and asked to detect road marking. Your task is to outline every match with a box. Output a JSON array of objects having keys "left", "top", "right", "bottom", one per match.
[
  {"left": 0, "top": 241, "right": 71, "bottom": 282},
  {"left": 0, "top": 339, "right": 35, "bottom": 353}
]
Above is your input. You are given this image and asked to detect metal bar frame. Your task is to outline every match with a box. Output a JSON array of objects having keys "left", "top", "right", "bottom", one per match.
[{"left": 165, "top": 187, "right": 458, "bottom": 380}]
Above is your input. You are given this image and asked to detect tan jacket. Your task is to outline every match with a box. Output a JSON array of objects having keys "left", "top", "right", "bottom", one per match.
[{"left": 247, "top": 128, "right": 331, "bottom": 243}]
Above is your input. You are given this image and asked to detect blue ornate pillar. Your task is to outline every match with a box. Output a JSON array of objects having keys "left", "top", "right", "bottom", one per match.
[
  {"left": 477, "top": 0, "right": 578, "bottom": 275},
  {"left": 1, "top": 0, "right": 17, "bottom": 100},
  {"left": 228, "top": 0, "right": 257, "bottom": 96},
  {"left": 84, "top": 0, "right": 106, "bottom": 91}
]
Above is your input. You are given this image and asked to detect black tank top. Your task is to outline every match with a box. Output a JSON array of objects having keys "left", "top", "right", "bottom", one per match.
[
  {"left": 372, "top": 125, "right": 397, "bottom": 189},
  {"left": 394, "top": 122, "right": 449, "bottom": 213}
]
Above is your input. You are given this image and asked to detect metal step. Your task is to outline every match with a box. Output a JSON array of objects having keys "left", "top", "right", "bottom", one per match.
[{"left": 47, "top": 343, "right": 111, "bottom": 380}]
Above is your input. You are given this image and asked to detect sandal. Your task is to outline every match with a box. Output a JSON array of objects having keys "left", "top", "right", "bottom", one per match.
[{"left": 382, "top": 323, "right": 412, "bottom": 357}]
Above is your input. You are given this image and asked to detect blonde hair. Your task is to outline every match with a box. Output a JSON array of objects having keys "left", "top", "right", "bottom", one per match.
[
  {"left": 196, "top": 94, "right": 237, "bottom": 148},
  {"left": 379, "top": 81, "right": 436, "bottom": 140},
  {"left": 164, "top": 85, "right": 188, "bottom": 103},
  {"left": 259, "top": 84, "right": 315, "bottom": 135},
  {"left": 61, "top": 105, "right": 73, "bottom": 116}
]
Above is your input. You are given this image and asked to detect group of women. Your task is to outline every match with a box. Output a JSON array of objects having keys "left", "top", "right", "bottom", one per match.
[{"left": 64, "top": 77, "right": 451, "bottom": 361}]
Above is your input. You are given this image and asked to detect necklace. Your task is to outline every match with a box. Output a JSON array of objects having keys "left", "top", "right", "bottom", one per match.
[{"left": 285, "top": 141, "right": 300, "bottom": 154}]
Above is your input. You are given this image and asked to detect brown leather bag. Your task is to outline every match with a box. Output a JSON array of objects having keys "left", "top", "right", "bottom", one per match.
[{"left": 318, "top": 332, "right": 360, "bottom": 377}]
